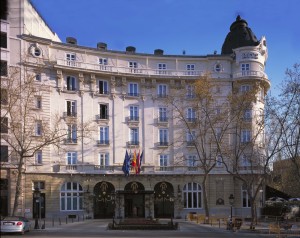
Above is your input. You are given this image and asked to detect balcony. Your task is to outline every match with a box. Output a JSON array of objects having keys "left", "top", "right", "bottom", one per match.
[
  {"left": 186, "top": 141, "right": 196, "bottom": 147},
  {"left": 56, "top": 59, "right": 206, "bottom": 78},
  {"left": 64, "top": 138, "right": 77, "bottom": 144},
  {"left": 127, "top": 141, "right": 139, "bottom": 146},
  {"left": 233, "top": 70, "right": 268, "bottom": 79},
  {"left": 95, "top": 114, "right": 109, "bottom": 120},
  {"left": 127, "top": 92, "right": 140, "bottom": 97},
  {"left": 127, "top": 116, "right": 139, "bottom": 125},
  {"left": 158, "top": 141, "right": 168, "bottom": 147},
  {"left": 157, "top": 94, "right": 168, "bottom": 99},
  {"left": 63, "top": 112, "right": 77, "bottom": 118},
  {"left": 187, "top": 118, "right": 197, "bottom": 123},
  {"left": 97, "top": 140, "right": 110, "bottom": 146},
  {"left": 157, "top": 117, "right": 168, "bottom": 124}
]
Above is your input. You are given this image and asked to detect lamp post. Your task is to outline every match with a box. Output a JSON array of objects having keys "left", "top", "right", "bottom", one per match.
[
  {"left": 33, "top": 188, "right": 41, "bottom": 229},
  {"left": 227, "top": 194, "right": 235, "bottom": 230}
]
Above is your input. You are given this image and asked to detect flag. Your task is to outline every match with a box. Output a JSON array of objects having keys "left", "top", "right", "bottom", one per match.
[
  {"left": 122, "top": 150, "right": 130, "bottom": 176},
  {"left": 137, "top": 150, "right": 143, "bottom": 174},
  {"left": 131, "top": 149, "right": 137, "bottom": 172},
  {"left": 136, "top": 150, "right": 140, "bottom": 174}
]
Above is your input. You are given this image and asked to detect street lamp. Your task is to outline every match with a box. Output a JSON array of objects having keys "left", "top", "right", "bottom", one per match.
[
  {"left": 229, "top": 194, "right": 235, "bottom": 219},
  {"left": 33, "top": 188, "right": 41, "bottom": 229}
]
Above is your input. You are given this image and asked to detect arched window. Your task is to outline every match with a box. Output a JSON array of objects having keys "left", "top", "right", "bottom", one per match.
[
  {"left": 60, "top": 182, "right": 83, "bottom": 211},
  {"left": 183, "top": 182, "right": 202, "bottom": 208}
]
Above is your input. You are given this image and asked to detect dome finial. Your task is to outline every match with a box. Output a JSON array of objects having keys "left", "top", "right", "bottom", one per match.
[{"left": 236, "top": 15, "right": 241, "bottom": 21}]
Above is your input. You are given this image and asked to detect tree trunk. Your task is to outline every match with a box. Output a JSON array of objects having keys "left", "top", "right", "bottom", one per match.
[
  {"left": 250, "top": 199, "right": 257, "bottom": 230},
  {"left": 12, "top": 156, "right": 24, "bottom": 216},
  {"left": 202, "top": 175, "right": 210, "bottom": 221}
]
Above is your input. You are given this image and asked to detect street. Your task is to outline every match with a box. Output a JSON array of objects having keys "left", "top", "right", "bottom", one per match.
[{"left": 0, "top": 219, "right": 280, "bottom": 238}]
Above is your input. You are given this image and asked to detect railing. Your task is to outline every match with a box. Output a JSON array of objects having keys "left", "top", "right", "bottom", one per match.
[
  {"left": 127, "top": 141, "right": 140, "bottom": 146},
  {"left": 96, "top": 140, "right": 110, "bottom": 145},
  {"left": 127, "top": 116, "right": 139, "bottom": 122},
  {"left": 158, "top": 117, "right": 168, "bottom": 122},
  {"left": 63, "top": 112, "right": 77, "bottom": 117},
  {"left": 233, "top": 70, "right": 268, "bottom": 79},
  {"left": 56, "top": 59, "right": 206, "bottom": 77},
  {"left": 95, "top": 114, "right": 109, "bottom": 120},
  {"left": 64, "top": 138, "right": 77, "bottom": 144},
  {"left": 158, "top": 142, "right": 168, "bottom": 147}
]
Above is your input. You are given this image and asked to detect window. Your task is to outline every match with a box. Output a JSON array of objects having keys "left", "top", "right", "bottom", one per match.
[
  {"left": 128, "top": 61, "right": 138, "bottom": 73},
  {"left": 158, "top": 107, "right": 167, "bottom": 122},
  {"left": 241, "top": 129, "right": 251, "bottom": 143},
  {"left": 159, "top": 154, "right": 169, "bottom": 171},
  {"left": 183, "top": 182, "right": 202, "bottom": 208},
  {"left": 33, "top": 181, "right": 45, "bottom": 190},
  {"left": 128, "top": 83, "right": 138, "bottom": 96},
  {"left": 35, "top": 150, "right": 42, "bottom": 164},
  {"left": 0, "top": 88, "right": 8, "bottom": 104},
  {"left": 157, "top": 63, "right": 167, "bottom": 74},
  {"left": 187, "top": 108, "right": 196, "bottom": 122},
  {"left": 36, "top": 121, "right": 42, "bottom": 136},
  {"left": 186, "top": 85, "right": 195, "bottom": 98},
  {"left": 0, "top": 145, "right": 8, "bottom": 162},
  {"left": 0, "top": 117, "right": 8, "bottom": 133},
  {"left": 0, "top": 60, "right": 7, "bottom": 76},
  {"left": 241, "top": 154, "right": 251, "bottom": 167},
  {"left": 129, "top": 128, "right": 139, "bottom": 145},
  {"left": 241, "top": 63, "right": 250, "bottom": 75},
  {"left": 99, "top": 153, "right": 109, "bottom": 168},
  {"left": 99, "top": 104, "right": 108, "bottom": 119},
  {"left": 99, "top": 80, "right": 108, "bottom": 94},
  {"left": 187, "top": 155, "right": 197, "bottom": 170},
  {"left": 99, "top": 126, "right": 109, "bottom": 145},
  {"left": 60, "top": 182, "right": 83, "bottom": 211},
  {"left": 129, "top": 106, "right": 139, "bottom": 121},
  {"left": 66, "top": 53, "right": 76, "bottom": 66},
  {"left": 157, "top": 84, "right": 167, "bottom": 97},
  {"left": 243, "top": 109, "right": 252, "bottom": 121},
  {"left": 215, "top": 127, "right": 221, "bottom": 141},
  {"left": 67, "top": 124, "right": 77, "bottom": 143},
  {"left": 67, "top": 152, "right": 77, "bottom": 165},
  {"left": 186, "top": 64, "right": 195, "bottom": 75},
  {"left": 66, "top": 76, "right": 76, "bottom": 91},
  {"left": 35, "top": 96, "right": 42, "bottom": 109},
  {"left": 159, "top": 128, "right": 168, "bottom": 146},
  {"left": 242, "top": 184, "right": 251, "bottom": 208},
  {"left": 216, "top": 155, "right": 223, "bottom": 167},
  {"left": 1, "top": 32, "right": 7, "bottom": 48},
  {"left": 99, "top": 58, "right": 108, "bottom": 70},
  {"left": 35, "top": 73, "right": 41, "bottom": 81},
  {"left": 240, "top": 85, "right": 251, "bottom": 93},
  {"left": 66, "top": 100, "right": 77, "bottom": 117},
  {"left": 215, "top": 63, "right": 222, "bottom": 72},
  {"left": 186, "top": 130, "right": 196, "bottom": 146}
]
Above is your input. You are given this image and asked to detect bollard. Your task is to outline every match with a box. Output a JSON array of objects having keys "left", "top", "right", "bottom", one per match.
[
  {"left": 59, "top": 217, "right": 61, "bottom": 225},
  {"left": 78, "top": 216, "right": 79, "bottom": 222},
  {"left": 52, "top": 217, "right": 54, "bottom": 227},
  {"left": 41, "top": 220, "right": 45, "bottom": 229},
  {"left": 66, "top": 217, "right": 68, "bottom": 224},
  {"left": 72, "top": 218, "right": 74, "bottom": 223}
]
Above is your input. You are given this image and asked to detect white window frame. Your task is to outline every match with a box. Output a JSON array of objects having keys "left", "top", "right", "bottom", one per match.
[
  {"left": 241, "top": 129, "right": 251, "bottom": 143},
  {"left": 159, "top": 154, "right": 169, "bottom": 170},
  {"left": 159, "top": 128, "right": 168, "bottom": 145},
  {"left": 60, "top": 182, "right": 83, "bottom": 211},
  {"left": 66, "top": 100, "right": 77, "bottom": 116},
  {"left": 187, "top": 108, "right": 196, "bottom": 122},
  {"left": 186, "top": 85, "right": 195, "bottom": 98},
  {"left": 240, "top": 85, "right": 251, "bottom": 92},
  {"left": 67, "top": 152, "right": 77, "bottom": 165},
  {"left": 187, "top": 155, "right": 197, "bottom": 167},
  {"left": 99, "top": 153, "right": 109, "bottom": 168},
  {"left": 99, "top": 126, "right": 109, "bottom": 144},
  {"left": 98, "top": 80, "right": 108, "bottom": 94},
  {"left": 186, "top": 64, "right": 195, "bottom": 75},
  {"left": 66, "top": 53, "right": 76, "bottom": 66},
  {"left": 35, "top": 150, "right": 42, "bottom": 165},
  {"left": 67, "top": 124, "right": 77, "bottom": 143},
  {"left": 36, "top": 121, "right": 42, "bottom": 136},
  {"left": 242, "top": 184, "right": 251, "bottom": 208},
  {"left": 66, "top": 76, "right": 76, "bottom": 91},
  {"left": 157, "top": 63, "right": 167, "bottom": 74},
  {"left": 128, "top": 83, "right": 139, "bottom": 96},
  {"left": 130, "top": 127, "right": 139, "bottom": 144},
  {"left": 129, "top": 106, "right": 139, "bottom": 121},
  {"left": 158, "top": 107, "right": 167, "bottom": 122},
  {"left": 183, "top": 182, "right": 202, "bottom": 208},
  {"left": 128, "top": 61, "right": 138, "bottom": 73},
  {"left": 157, "top": 84, "right": 167, "bottom": 97}
]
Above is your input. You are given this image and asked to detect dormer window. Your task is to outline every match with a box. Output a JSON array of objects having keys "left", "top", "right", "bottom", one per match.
[
  {"left": 214, "top": 63, "right": 222, "bottom": 72},
  {"left": 66, "top": 53, "right": 76, "bottom": 66}
]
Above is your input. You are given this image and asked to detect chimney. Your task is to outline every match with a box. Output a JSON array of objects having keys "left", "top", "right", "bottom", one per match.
[
  {"left": 97, "top": 42, "right": 107, "bottom": 50},
  {"left": 66, "top": 37, "right": 77, "bottom": 45},
  {"left": 154, "top": 49, "right": 164, "bottom": 55},
  {"left": 126, "top": 46, "right": 136, "bottom": 53}
]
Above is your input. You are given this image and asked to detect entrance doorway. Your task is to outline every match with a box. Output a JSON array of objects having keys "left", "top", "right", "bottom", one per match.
[
  {"left": 123, "top": 181, "right": 145, "bottom": 218},
  {"left": 154, "top": 182, "right": 174, "bottom": 218},
  {"left": 93, "top": 181, "right": 115, "bottom": 219}
]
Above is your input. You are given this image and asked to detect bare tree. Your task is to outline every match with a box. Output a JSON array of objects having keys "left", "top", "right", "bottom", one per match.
[
  {"left": 1, "top": 62, "right": 94, "bottom": 215},
  {"left": 168, "top": 75, "right": 232, "bottom": 219},
  {"left": 276, "top": 63, "right": 300, "bottom": 181}
]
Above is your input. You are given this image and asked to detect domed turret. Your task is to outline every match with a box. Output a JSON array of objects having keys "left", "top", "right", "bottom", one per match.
[{"left": 221, "top": 15, "right": 259, "bottom": 55}]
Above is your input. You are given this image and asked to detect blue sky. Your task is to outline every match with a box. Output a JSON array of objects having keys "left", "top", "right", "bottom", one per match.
[{"left": 31, "top": 0, "right": 299, "bottom": 95}]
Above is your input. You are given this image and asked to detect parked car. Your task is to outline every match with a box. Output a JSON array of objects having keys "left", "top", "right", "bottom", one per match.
[
  {"left": 265, "top": 197, "right": 287, "bottom": 205},
  {"left": 0, "top": 216, "right": 31, "bottom": 235},
  {"left": 288, "top": 198, "right": 300, "bottom": 202}
]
